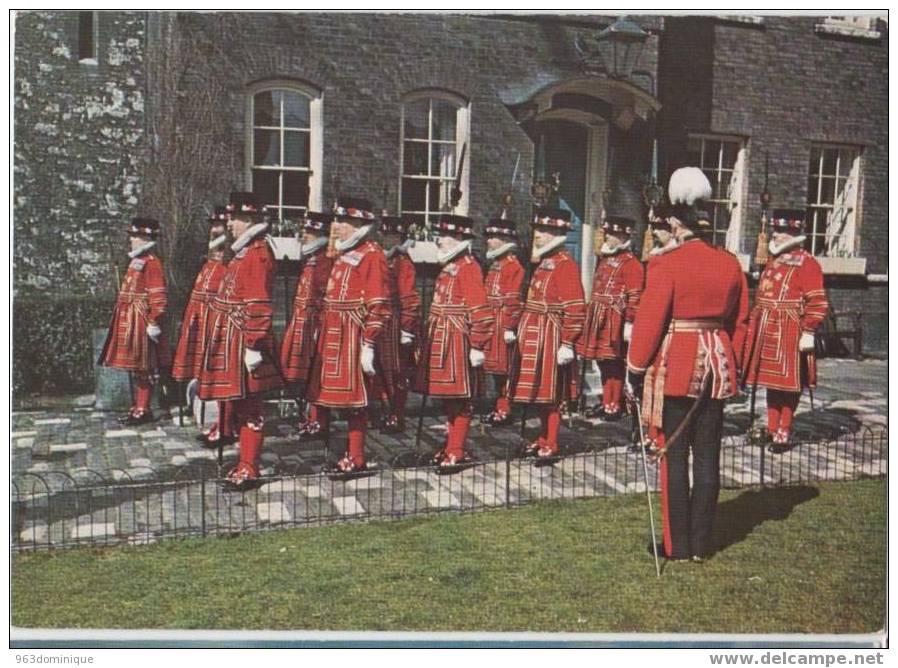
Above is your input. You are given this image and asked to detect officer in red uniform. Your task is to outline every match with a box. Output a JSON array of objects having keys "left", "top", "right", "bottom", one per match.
[
  {"left": 414, "top": 214, "right": 494, "bottom": 467},
  {"left": 510, "top": 207, "right": 586, "bottom": 459},
  {"left": 482, "top": 216, "right": 525, "bottom": 426},
  {"left": 172, "top": 207, "right": 230, "bottom": 444},
  {"left": 742, "top": 209, "right": 828, "bottom": 452},
  {"left": 373, "top": 215, "right": 422, "bottom": 433},
  {"left": 306, "top": 198, "right": 390, "bottom": 473},
  {"left": 98, "top": 217, "right": 171, "bottom": 425},
  {"left": 280, "top": 211, "right": 335, "bottom": 436},
  {"left": 627, "top": 167, "right": 749, "bottom": 562},
  {"left": 197, "top": 192, "right": 283, "bottom": 487},
  {"left": 577, "top": 215, "right": 644, "bottom": 420}
]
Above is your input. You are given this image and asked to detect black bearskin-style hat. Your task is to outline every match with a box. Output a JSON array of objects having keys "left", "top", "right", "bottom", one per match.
[
  {"left": 208, "top": 206, "right": 229, "bottom": 226},
  {"left": 333, "top": 197, "right": 376, "bottom": 222},
  {"left": 666, "top": 167, "right": 713, "bottom": 229},
  {"left": 432, "top": 213, "right": 476, "bottom": 239},
  {"left": 532, "top": 207, "right": 573, "bottom": 231},
  {"left": 302, "top": 211, "right": 333, "bottom": 234},
  {"left": 380, "top": 215, "right": 412, "bottom": 236},
  {"left": 484, "top": 217, "right": 518, "bottom": 239},
  {"left": 769, "top": 208, "right": 806, "bottom": 234},
  {"left": 602, "top": 215, "right": 635, "bottom": 236},
  {"left": 227, "top": 192, "right": 265, "bottom": 218},
  {"left": 128, "top": 217, "right": 160, "bottom": 239}
]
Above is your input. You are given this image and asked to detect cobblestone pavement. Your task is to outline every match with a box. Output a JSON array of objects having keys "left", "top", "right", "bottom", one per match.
[{"left": 11, "top": 358, "right": 888, "bottom": 549}]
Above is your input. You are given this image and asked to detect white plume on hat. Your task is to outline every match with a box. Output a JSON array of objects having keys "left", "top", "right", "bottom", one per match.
[{"left": 668, "top": 167, "right": 712, "bottom": 205}]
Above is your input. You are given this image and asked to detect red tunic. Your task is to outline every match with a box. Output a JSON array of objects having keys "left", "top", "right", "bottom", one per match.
[
  {"left": 483, "top": 252, "right": 524, "bottom": 375},
  {"left": 627, "top": 238, "right": 749, "bottom": 432},
  {"left": 306, "top": 240, "right": 390, "bottom": 408},
  {"left": 197, "top": 235, "right": 283, "bottom": 401},
  {"left": 510, "top": 248, "right": 586, "bottom": 404},
  {"left": 414, "top": 254, "right": 493, "bottom": 398},
  {"left": 171, "top": 258, "right": 227, "bottom": 382},
  {"left": 98, "top": 251, "right": 171, "bottom": 372},
  {"left": 279, "top": 248, "right": 334, "bottom": 384},
  {"left": 742, "top": 248, "right": 828, "bottom": 392},
  {"left": 373, "top": 249, "right": 421, "bottom": 398},
  {"left": 577, "top": 250, "right": 644, "bottom": 360}
]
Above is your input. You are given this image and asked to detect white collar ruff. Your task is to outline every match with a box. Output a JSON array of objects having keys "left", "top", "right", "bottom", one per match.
[
  {"left": 335, "top": 224, "right": 374, "bottom": 252},
  {"left": 208, "top": 234, "right": 228, "bottom": 251},
  {"left": 486, "top": 242, "right": 517, "bottom": 261},
  {"left": 769, "top": 235, "right": 807, "bottom": 256},
  {"left": 438, "top": 239, "right": 472, "bottom": 265},
  {"left": 532, "top": 234, "right": 567, "bottom": 261},
  {"left": 231, "top": 223, "right": 268, "bottom": 253},
  {"left": 128, "top": 241, "right": 156, "bottom": 259},
  {"left": 300, "top": 236, "right": 329, "bottom": 258},
  {"left": 600, "top": 239, "right": 632, "bottom": 256}
]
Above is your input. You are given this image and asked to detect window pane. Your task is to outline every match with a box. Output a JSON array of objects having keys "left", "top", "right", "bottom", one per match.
[
  {"left": 721, "top": 142, "right": 738, "bottom": 169},
  {"left": 283, "top": 171, "right": 310, "bottom": 207},
  {"left": 283, "top": 91, "right": 310, "bottom": 128},
  {"left": 819, "top": 177, "right": 836, "bottom": 204},
  {"left": 431, "top": 100, "right": 458, "bottom": 142},
  {"left": 838, "top": 151, "right": 855, "bottom": 177},
  {"left": 284, "top": 130, "right": 310, "bottom": 167},
  {"left": 404, "top": 99, "right": 429, "bottom": 140},
  {"left": 807, "top": 177, "right": 819, "bottom": 205},
  {"left": 822, "top": 149, "right": 838, "bottom": 176},
  {"left": 253, "top": 130, "right": 280, "bottom": 166},
  {"left": 403, "top": 141, "right": 428, "bottom": 176},
  {"left": 252, "top": 169, "right": 279, "bottom": 207},
  {"left": 808, "top": 147, "right": 822, "bottom": 174},
  {"left": 429, "top": 180, "right": 446, "bottom": 211},
  {"left": 78, "top": 11, "right": 94, "bottom": 60},
  {"left": 401, "top": 177, "right": 427, "bottom": 212},
  {"left": 432, "top": 142, "right": 456, "bottom": 180},
  {"left": 254, "top": 91, "right": 279, "bottom": 127}
]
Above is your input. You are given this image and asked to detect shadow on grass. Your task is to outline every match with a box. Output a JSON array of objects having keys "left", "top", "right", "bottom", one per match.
[{"left": 712, "top": 485, "right": 820, "bottom": 557}]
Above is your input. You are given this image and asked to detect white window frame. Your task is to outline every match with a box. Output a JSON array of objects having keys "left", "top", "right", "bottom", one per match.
[
  {"left": 399, "top": 90, "right": 471, "bottom": 228},
  {"left": 806, "top": 143, "right": 862, "bottom": 258},
  {"left": 78, "top": 10, "right": 99, "bottom": 66},
  {"left": 816, "top": 16, "right": 882, "bottom": 40},
  {"left": 687, "top": 133, "right": 746, "bottom": 254},
  {"left": 245, "top": 80, "right": 323, "bottom": 222}
]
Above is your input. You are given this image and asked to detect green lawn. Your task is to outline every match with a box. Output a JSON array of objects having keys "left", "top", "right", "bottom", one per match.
[{"left": 12, "top": 479, "right": 886, "bottom": 634}]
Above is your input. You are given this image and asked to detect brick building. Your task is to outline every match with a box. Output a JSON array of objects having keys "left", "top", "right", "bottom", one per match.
[{"left": 12, "top": 11, "right": 888, "bottom": 395}]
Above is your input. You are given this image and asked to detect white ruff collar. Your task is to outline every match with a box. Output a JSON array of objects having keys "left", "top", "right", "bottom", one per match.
[
  {"left": 208, "top": 234, "right": 228, "bottom": 251},
  {"left": 335, "top": 224, "right": 374, "bottom": 252},
  {"left": 231, "top": 223, "right": 268, "bottom": 252},
  {"left": 128, "top": 241, "right": 156, "bottom": 259},
  {"left": 386, "top": 238, "right": 415, "bottom": 259},
  {"left": 532, "top": 234, "right": 567, "bottom": 261},
  {"left": 649, "top": 239, "right": 680, "bottom": 257},
  {"left": 438, "top": 239, "right": 472, "bottom": 265},
  {"left": 769, "top": 235, "right": 807, "bottom": 256},
  {"left": 486, "top": 242, "right": 517, "bottom": 261},
  {"left": 600, "top": 239, "right": 631, "bottom": 256},
  {"left": 300, "top": 236, "right": 328, "bottom": 258}
]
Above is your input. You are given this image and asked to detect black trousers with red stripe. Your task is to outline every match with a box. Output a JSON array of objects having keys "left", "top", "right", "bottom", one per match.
[{"left": 661, "top": 397, "right": 724, "bottom": 560}]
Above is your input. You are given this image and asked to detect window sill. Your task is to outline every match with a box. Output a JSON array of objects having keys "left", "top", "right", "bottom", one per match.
[
  {"left": 266, "top": 236, "right": 302, "bottom": 261},
  {"left": 716, "top": 16, "right": 765, "bottom": 27},
  {"left": 79, "top": 57, "right": 98, "bottom": 66},
  {"left": 817, "top": 256, "right": 867, "bottom": 275},
  {"left": 408, "top": 241, "right": 440, "bottom": 264},
  {"left": 814, "top": 23, "right": 882, "bottom": 41}
]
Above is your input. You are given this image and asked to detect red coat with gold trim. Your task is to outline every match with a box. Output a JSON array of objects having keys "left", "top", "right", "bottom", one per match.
[
  {"left": 197, "top": 234, "right": 283, "bottom": 401},
  {"left": 306, "top": 240, "right": 390, "bottom": 408},
  {"left": 280, "top": 247, "right": 334, "bottom": 384},
  {"left": 98, "top": 251, "right": 171, "bottom": 372},
  {"left": 742, "top": 247, "right": 828, "bottom": 392},
  {"left": 414, "top": 253, "right": 493, "bottom": 398},
  {"left": 483, "top": 252, "right": 525, "bottom": 376},
  {"left": 171, "top": 258, "right": 227, "bottom": 382},
  {"left": 510, "top": 248, "right": 586, "bottom": 404},
  {"left": 627, "top": 239, "right": 749, "bottom": 429},
  {"left": 373, "top": 248, "right": 421, "bottom": 398},
  {"left": 577, "top": 249, "right": 644, "bottom": 360}
]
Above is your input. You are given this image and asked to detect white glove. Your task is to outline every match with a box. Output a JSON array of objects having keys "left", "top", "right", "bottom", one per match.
[
  {"left": 623, "top": 322, "right": 633, "bottom": 343},
  {"left": 146, "top": 323, "right": 161, "bottom": 342},
  {"left": 799, "top": 331, "right": 816, "bottom": 353},
  {"left": 469, "top": 348, "right": 485, "bottom": 368},
  {"left": 244, "top": 348, "right": 263, "bottom": 373},
  {"left": 400, "top": 330, "right": 415, "bottom": 346},
  {"left": 556, "top": 344, "right": 575, "bottom": 366},
  {"left": 360, "top": 344, "right": 376, "bottom": 376},
  {"left": 503, "top": 330, "right": 517, "bottom": 344}
]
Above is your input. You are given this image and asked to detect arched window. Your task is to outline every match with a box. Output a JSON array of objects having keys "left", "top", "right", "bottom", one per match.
[
  {"left": 399, "top": 91, "right": 470, "bottom": 226},
  {"left": 247, "top": 81, "right": 323, "bottom": 223}
]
